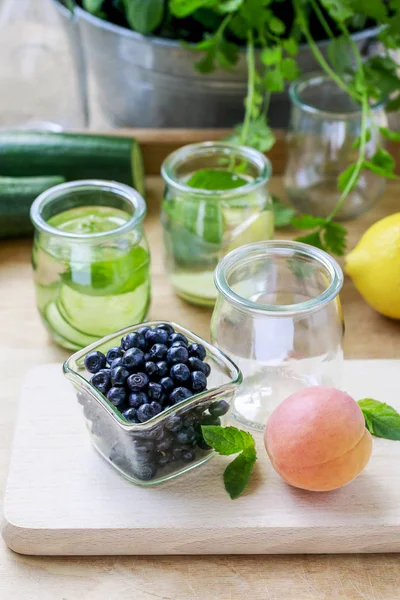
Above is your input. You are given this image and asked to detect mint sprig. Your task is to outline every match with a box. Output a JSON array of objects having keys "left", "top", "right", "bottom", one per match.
[
  {"left": 358, "top": 399, "right": 400, "bottom": 441},
  {"left": 201, "top": 425, "right": 257, "bottom": 499}
]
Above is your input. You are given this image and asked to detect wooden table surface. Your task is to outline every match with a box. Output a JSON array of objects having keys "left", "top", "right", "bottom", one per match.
[{"left": 1, "top": 176, "right": 400, "bottom": 599}]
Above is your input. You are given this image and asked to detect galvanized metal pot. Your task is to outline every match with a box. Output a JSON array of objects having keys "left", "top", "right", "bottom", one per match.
[{"left": 54, "top": 1, "right": 379, "bottom": 129}]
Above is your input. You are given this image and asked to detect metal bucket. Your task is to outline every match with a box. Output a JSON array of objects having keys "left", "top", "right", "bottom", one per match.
[{"left": 54, "top": 1, "right": 379, "bottom": 129}]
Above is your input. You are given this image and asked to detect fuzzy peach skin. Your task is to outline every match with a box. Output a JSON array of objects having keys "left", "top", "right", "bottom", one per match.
[{"left": 264, "top": 386, "right": 373, "bottom": 492}]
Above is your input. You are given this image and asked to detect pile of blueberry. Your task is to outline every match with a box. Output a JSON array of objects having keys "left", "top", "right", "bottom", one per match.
[
  {"left": 84, "top": 323, "right": 211, "bottom": 423},
  {"left": 81, "top": 323, "right": 230, "bottom": 481}
]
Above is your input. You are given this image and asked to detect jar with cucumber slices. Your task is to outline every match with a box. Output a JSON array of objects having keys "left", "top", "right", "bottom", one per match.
[
  {"left": 161, "top": 143, "right": 273, "bottom": 306},
  {"left": 30, "top": 180, "right": 150, "bottom": 350}
]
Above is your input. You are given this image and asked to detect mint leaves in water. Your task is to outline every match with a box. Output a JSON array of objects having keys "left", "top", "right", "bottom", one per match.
[
  {"left": 201, "top": 425, "right": 257, "bottom": 499},
  {"left": 358, "top": 399, "right": 400, "bottom": 441}
]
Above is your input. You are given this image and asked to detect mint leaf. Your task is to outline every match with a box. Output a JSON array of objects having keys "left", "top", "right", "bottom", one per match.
[
  {"left": 379, "top": 127, "right": 400, "bottom": 143},
  {"left": 264, "top": 69, "right": 284, "bottom": 92},
  {"left": 291, "top": 215, "right": 325, "bottom": 229},
  {"left": 283, "top": 38, "right": 298, "bottom": 56},
  {"left": 261, "top": 46, "right": 282, "bottom": 67},
  {"left": 201, "top": 425, "right": 255, "bottom": 455},
  {"left": 227, "top": 117, "right": 276, "bottom": 152},
  {"left": 223, "top": 449, "right": 257, "bottom": 499},
  {"left": 170, "top": 0, "right": 214, "bottom": 17},
  {"left": 201, "top": 425, "right": 257, "bottom": 499},
  {"left": 269, "top": 16, "right": 285, "bottom": 34},
  {"left": 295, "top": 231, "right": 324, "bottom": 250},
  {"left": 271, "top": 196, "right": 295, "bottom": 228},
  {"left": 338, "top": 163, "right": 359, "bottom": 192},
  {"left": 280, "top": 58, "right": 300, "bottom": 81},
  {"left": 370, "top": 147, "right": 396, "bottom": 172},
  {"left": 187, "top": 169, "right": 247, "bottom": 190},
  {"left": 323, "top": 221, "right": 347, "bottom": 256},
  {"left": 123, "top": 0, "right": 164, "bottom": 33},
  {"left": 358, "top": 399, "right": 400, "bottom": 440},
  {"left": 83, "top": 0, "right": 103, "bottom": 11}
]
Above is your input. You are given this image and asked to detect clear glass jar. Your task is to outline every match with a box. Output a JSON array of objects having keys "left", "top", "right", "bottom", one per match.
[
  {"left": 284, "top": 73, "right": 387, "bottom": 220},
  {"left": 161, "top": 142, "right": 273, "bottom": 307},
  {"left": 211, "top": 241, "right": 344, "bottom": 430},
  {"left": 0, "top": 0, "right": 87, "bottom": 130},
  {"left": 64, "top": 321, "right": 242, "bottom": 485},
  {"left": 30, "top": 180, "right": 151, "bottom": 350}
]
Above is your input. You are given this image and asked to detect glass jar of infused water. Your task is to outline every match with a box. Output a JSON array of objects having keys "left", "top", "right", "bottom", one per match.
[
  {"left": 211, "top": 240, "right": 344, "bottom": 430},
  {"left": 161, "top": 142, "right": 273, "bottom": 306},
  {"left": 30, "top": 180, "right": 151, "bottom": 350}
]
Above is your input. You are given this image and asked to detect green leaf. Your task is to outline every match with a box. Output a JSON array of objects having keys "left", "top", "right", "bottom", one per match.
[
  {"left": 323, "top": 221, "right": 347, "bottom": 256},
  {"left": 260, "top": 46, "right": 282, "bottom": 67},
  {"left": 327, "top": 36, "right": 353, "bottom": 75},
  {"left": 295, "top": 231, "right": 324, "bottom": 250},
  {"left": 223, "top": 449, "right": 257, "bottom": 499},
  {"left": 123, "top": 0, "right": 165, "bottom": 33},
  {"left": 170, "top": 0, "right": 214, "bottom": 17},
  {"left": 351, "top": 0, "right": 387, "bottom": 19},
  {"left": 271, "top": 195, "right": 295, "bottom": 228},
  {"left": 362, "top": 161, "right": 399, "bottom": 179},
  {"left": 217, "top": 0, "right": 243, "bottom": 12},
  {"left": 227, "top": 117, "right": 276, "bottom": 152},
  {"left": 283, "top": 38, "right": 298, "bottom": 56},
  {"left": 201, "top": 425, "right": 255, "bottom": 455},
  {"left": 83, "top": 0, "right": 103, "bottom": 12},
  {"left": 370, "top": 147, "right": 396, "bottom": 173},
  {"left": 352, "top": 129, "right": 371, "bottom": 150},
  {"left": 264, "top": 69, "right": 284, "bottom": 92},
  {"left": 379, "top": 127, "right": 400, "bottom": 143},
  {"left": 385, "top": 95, "right": 400, "bottom": 113},
  {"left": 269, "top": 16, "right": 285, "bottom": 34},
  {"left": 337, "top": 163, "right": 359, "bottom": 192},
  {"left": 280, "top": 57, "right": 300, "bottom": 81},
  {"left": 291, "top": 215, "right": 325, "bottom": 229},
  {"left": 358, "top": 399, "right": 400, "bottom": 440},
  {"left": 320, "top": 0, "right": 353, "bottom": 22},
  {"left": 186, "top": 169, "right": 248, "bottom": 190}
]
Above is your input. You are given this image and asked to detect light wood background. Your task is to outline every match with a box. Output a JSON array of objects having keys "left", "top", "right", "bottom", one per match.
[{"left": 1, "top": 132, "right": 400, "bottom": 597}]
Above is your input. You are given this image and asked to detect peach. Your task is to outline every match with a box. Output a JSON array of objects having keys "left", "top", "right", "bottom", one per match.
[{"left": 264, "top": 386, "right": 372, "bottom": 492}]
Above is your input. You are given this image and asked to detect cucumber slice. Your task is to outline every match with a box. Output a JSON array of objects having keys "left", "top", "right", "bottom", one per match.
[{"left": 45, "top": 301, "right": 95, "bottom": 348}]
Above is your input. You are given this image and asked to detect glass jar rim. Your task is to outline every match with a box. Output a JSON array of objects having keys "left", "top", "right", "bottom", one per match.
[
  {"left": 289, "top": 72, "right": 386, "bottom": 119},
  {"left": 161, "top": 141, "right": 272, "bottom": 198},
  {"left": 30, "top": 179, "right": 147, "bottom": 241},
  {"left": 214, "top": 240, "right": 344, "bottom": 316}
]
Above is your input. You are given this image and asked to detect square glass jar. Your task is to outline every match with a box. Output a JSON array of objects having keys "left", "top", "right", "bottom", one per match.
[{"left": 63, "top": 321, "right": 242, "bottom": 485}]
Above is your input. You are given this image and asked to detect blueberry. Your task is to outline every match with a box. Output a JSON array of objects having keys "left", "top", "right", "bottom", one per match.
[
  {"left": 121, "top": 332, "right": 146, "bottom": 351},
  {"left": 156, "top": 452, "right": 171, "bottom": 466},
  {"left": 190, "top": 371, "right": 207, "bottom": 393},
  {"left": 170, "top": 363, "right": 191, "bottom": 384},
  {"left": 187, "top": 357, "right": 208, "bottom": 375},
  {"left": 164, "top": 414, "right": 183, "bottom": 432},
  {"left": 107, "top": 386, "right": 126, "bottom": 408},
  {"left": 133, "top": 440, "right": 154, "bottom": 456},
  {"left": 155, "top": 323, "right": 175, "bottom": 336},
  {"left": 144, "top": 353, "right": 151, "bottom": 362},
  {"left": 148, "top": 382, "right": 163, "bottom": 401},
  {"left": 145, "top": 328, "right": 169, "bottom": 346},
  {"left": 157, "top": 437, "right": 174, "bottom": 452},
  {"left": 91, "top": 369, "right": 111, "bottom": 394},
  {"left": 177, "top": 426, "right": 196, "bottom": 445},
  {"left": 171, "top": 447, "right": 183, "bottom": 461},
  {"left": 181, "top": 448, "right": 196, "bottom": 463},
  {"left": 167, "top": 346, "right": 189, "bottom": 365},
  {"left": 156, "top": 361, "right": 169, "bottom": 378},
  {"left": 127, "top": 372, "right": 149, "bottom": 392},
  {"left": 137, "top": 325, "right": 151, "bottom": 336},
  {"left": 110, "top": 357, "right": 123, "bottom": 369},
  {"left": 133, "top": 464, "right": 157, "bottom": 481},
  {"left": 204, "top": 363, "right": 211, "bottom": 377},
  {"left": 197, "top": 438, "right": 212, "bottom": 450},
  {"left": 160, "top": 376, "right": 175, "bottom": 394},
  {"left": 150, "top": 401, "right": 163, "bottom": 415},
  {"left": 137, "top": 403, "right": 157, "bottom": 422},
  {"left": 122, "top": 407, "right": 139, "bottom": 423},
  {"left": 168, "top": 333, "right": 188, "bottom": 347},
  {"left": 145, "top": 361, "right": 159, "bottom": 379},
  {"left": 111, "top": 366, "right": 130, "bottom": 386},
  {"left": 188, "top": 343, "right": 206, "bottom": 360},
  {"left": 122, "top": 347, "right": 144, "bottom": 370},
  {"left": 171, "top": 341, "right": 188, "bottom": 349},
  {"left": 170, "top": 387, "right": 193, "bottom": 404},
  {"left": 106, "top": 346, "right": 123, "bottom": 365},
  {"left": 84, "top": 351, "right": 106, "bottom": 374},
  {"left": 201, "top": 415, "right": 221, "bottom": 426},
  {"left": 149, "top": 343, "right": 168, "bottom": 361},
  {"left": 182, "top": 412, "right": 197, "bottom": 427},
  {"left": 209, "top": 399, "right": 230, "bottom": 417},
  {"left": 128, "top": 391, "right": 149, "bottom": 408},
  {"left": 159, "top": 392, "right": 168, "bottom": 405}
]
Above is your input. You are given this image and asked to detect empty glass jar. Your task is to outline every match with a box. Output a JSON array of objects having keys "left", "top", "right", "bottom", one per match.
[
  {"left": 284, "top": 73, "right": 387, "bottom": 220},
  {"left": 211, "top": 241, "right": 344, "bottom": 430},
  {"left": 161, "top": 142, "right": 273, "bottom": 306}
]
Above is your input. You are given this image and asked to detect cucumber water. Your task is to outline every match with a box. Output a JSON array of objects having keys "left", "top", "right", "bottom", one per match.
[{"left": 33, "top": 205, "right": 150, "bottom": 350}]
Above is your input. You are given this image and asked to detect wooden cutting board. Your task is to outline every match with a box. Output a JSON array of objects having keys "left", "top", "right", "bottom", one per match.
[{"left": 2, "top": 360, "right": 400, "bottom": 556}]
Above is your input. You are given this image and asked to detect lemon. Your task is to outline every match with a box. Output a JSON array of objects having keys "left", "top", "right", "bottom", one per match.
[{"left": 345, "top": 213, "right": 400, "bottom": 319}]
